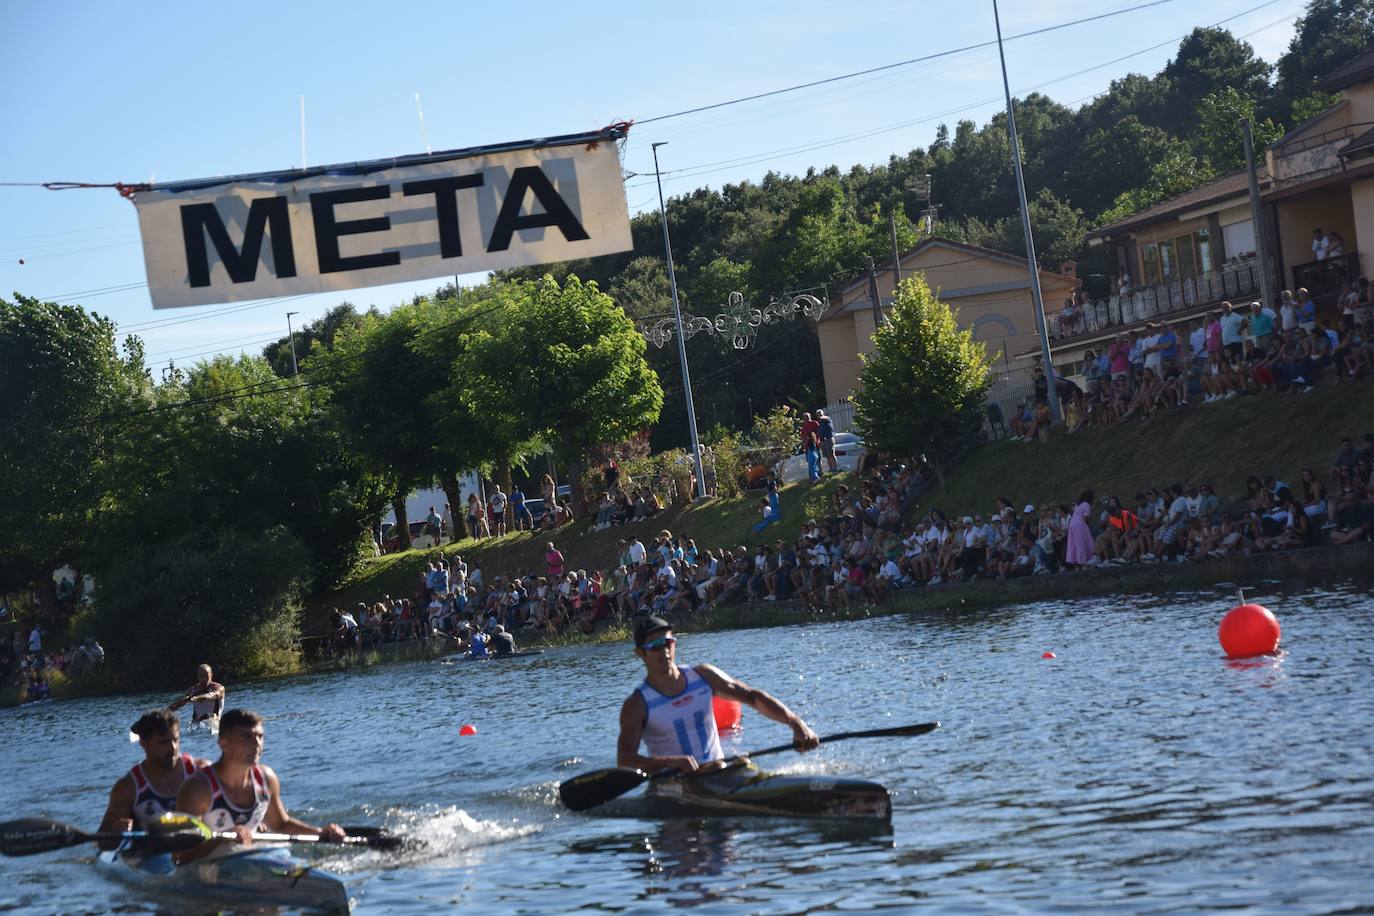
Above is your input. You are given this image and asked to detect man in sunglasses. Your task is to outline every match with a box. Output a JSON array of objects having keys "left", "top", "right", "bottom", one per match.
[{"left": 617, "top": 616, "right": 819, "bottom": 775}]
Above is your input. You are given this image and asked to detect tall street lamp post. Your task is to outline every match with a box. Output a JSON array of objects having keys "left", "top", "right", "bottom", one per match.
[
  {"left": 285, "top": 311, "right": 300, "bottom": 376},
  {"left": 651, "top": 142, "right": 707, "bottom": 499}
]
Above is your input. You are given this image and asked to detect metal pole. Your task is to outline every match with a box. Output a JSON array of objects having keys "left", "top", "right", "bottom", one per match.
[
  {"left": 652, "top": 142, "right": 707, "bottom": 500},
  {"left": 993, "top": 0, "right": 1060, "bottom": 424},
  {"left": 889, "top": 208, "right": 903, "bottom": 293},
  {"left": 1241, "top": 118, "right": 1276, "bottom": 310},
  {"left": 865, "top": 256, "right": 886, "bottom": 330},
  {"left": 286, "top": 311, "right": 300, "bottom": 376}
]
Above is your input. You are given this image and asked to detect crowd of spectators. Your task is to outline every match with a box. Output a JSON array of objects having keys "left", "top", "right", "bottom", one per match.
[
  {"left": 2, "top": 621, "right": 105, "bottom": 703},
  {"left": 1013, "top": 293, "right": 1374, "bottom": 443}
]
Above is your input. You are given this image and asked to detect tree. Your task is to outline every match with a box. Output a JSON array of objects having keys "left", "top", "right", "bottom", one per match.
[
  {"left": 1067, "top": 116, "right": 1179, "bottom": 216},
  {"left": 985, "top": 189, "right": 1088, "bottom": 270},
  {"left": 453, "top": 275, "right": 664, "bottom": 515},
  {"left": 1097, "top": 143, "right": 1216, "bottom": 225},
  {"left": 0, "top": 295, "right": 149, "bottom": 626},
  {"left": 261, "top": 303, "right": 372, "bottom": 377},
  {"left": 1162, "top": 28, "right": 1273, "bottom": 125},
  {"left": 1195, "top": 87, "right": 1284, "bottom": 174},
  {"left": 1274, "top": 0, "right": 1374, "bottom": 115},
  {"left": 853, "top": 276, "right": 991, "bottom": 486}
]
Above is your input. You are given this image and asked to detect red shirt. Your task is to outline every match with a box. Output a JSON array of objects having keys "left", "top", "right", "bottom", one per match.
[{"left": 799, "top": 419, "right": 820, "bottom": 448}]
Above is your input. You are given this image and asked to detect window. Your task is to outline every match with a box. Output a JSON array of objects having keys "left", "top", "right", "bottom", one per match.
[{"left": 1140, "top": 228, "right": 1209, "bottom": 286}]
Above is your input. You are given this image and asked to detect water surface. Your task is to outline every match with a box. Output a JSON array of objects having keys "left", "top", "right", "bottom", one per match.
[{"left": 2, "top": 583, "right": 1371, "bottom": 913}]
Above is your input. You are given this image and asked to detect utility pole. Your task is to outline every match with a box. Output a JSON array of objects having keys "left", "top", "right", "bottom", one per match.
[
  {"left": 1241, "top": 118, "right": 1276, "bottom": 310},
  {"left": 865, "top": 256, "right": 886, "bottom": 330},
  {"left": 652, "top": 142, "right": 707, "bottom": 499},
  {"left": 993, "top": 0, "right": 1060, "bottom": 424},
  {"left": 889, "top": 208, "right": 903, "bottom": 294},
  {"left": 285, "top": 311, "right": 300, "bottom": 376}
]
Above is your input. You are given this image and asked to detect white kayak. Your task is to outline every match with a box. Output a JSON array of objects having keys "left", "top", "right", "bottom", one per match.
[{"left": 98, "top": 843, "right": 350, "bottom": 912}]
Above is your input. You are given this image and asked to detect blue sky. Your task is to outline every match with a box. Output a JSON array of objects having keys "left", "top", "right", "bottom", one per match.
[{"left": 2, "top": 0, "right": 1304, "bottom": 368}]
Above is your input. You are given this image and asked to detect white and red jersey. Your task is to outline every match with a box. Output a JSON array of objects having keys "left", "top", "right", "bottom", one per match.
[
  {"left": 200, "top": 764, "right": 270, "bottom": 834},
  {"left": 130, "top": 753, "right": 199, "bottom": 829}
]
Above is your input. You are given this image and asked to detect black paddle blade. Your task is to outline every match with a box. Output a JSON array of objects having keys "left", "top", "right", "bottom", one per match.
[
  {"left": 0, "top": 818, "right": 89, "bottom": 857},
  {"left": 558, "top": 767, "right": 650, "bottom": 812},
  {"left": 338, "top": 826, "right": 408, "bottom": 851}
]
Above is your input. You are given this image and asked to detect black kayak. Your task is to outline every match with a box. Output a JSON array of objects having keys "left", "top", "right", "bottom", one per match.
[
  {"left": 597, "top": 761, "right": 891, "bottom": 822},
  {"left": 464, "top": 649, "right": 544, "bottom": 660}
]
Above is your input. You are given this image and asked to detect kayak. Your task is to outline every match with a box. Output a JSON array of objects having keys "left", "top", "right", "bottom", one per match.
[
  {"left": 603, "top": 761, "right": 891, "bottom": 822},
  {"left": 97, "top": 844, "right": 350, "bottom": 912},
  {"left": 463, "top": 649, "right": 544, "bottom": 661}
]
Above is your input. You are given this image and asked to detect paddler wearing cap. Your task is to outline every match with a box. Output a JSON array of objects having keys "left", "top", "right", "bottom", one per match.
[{"left": 617, "top": 616, "right": 819, "bottom": 775}]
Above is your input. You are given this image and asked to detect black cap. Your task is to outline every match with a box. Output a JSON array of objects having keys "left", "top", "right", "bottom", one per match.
[{"left": 633, "top": 615, "right": 671, "bottom": 647}]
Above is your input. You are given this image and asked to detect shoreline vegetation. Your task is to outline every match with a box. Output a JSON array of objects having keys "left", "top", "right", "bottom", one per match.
[{"left": 10, "top": 378, "right": 1373, "bottom": 708}]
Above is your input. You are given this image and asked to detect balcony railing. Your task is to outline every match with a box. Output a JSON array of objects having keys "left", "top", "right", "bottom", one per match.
[
  {"left": 1291, "top": 251, "right": 1360, "bottom": 297},
  {"left": 1048, "top": 258, "right": 1267, "bottom": 341}
]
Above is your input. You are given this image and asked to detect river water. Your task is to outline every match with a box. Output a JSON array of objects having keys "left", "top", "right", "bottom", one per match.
[{"left": 2, "top": 583, "right": 1372, "bottom": 914}]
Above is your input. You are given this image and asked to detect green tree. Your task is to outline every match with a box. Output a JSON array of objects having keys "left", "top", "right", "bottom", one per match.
[
  {"left": 1098, "top": 143, "right": 1216, "bottom": 225},
  {"left": 985, "top": 189, "right": 1088, "bottom": 270},
  {"left": 853, "top": 276, "right": 991, "bottom": 486},
  {"left": 453, "top": 275, "right": 664, "bottom": 515},
  {"left": 1291, "top": 90, "right": 1342, "bottom": 124},
  {"left": 1195, "top": 87, "right": 1284, "bottom": 173},
  {"left": 1067, "top": 116, "right": 1179, "bottom": 216},
  {"left": 1161, "top": 28, "right": 1273, "bottom": 125},
  {"left": 0, "top": 295, "right": 149, "bottom": 626},
  {"left": 1274, "top": 0, "right": 1374, "bottom": 115},
  {"left": 261, "top": 303, "right": 373, "bottom": 377}
]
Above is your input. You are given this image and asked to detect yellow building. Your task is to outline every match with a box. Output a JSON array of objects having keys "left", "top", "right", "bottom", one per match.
[{"left": 818, "top": 237, "right": 1080, "bottom": 405}]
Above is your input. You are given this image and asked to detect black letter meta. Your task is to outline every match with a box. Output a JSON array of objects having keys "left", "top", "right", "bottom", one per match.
[
  {"left": 310, "top": 186, "right": 401, "bottom": 273},
  {"left": 180, "top": 197, "right": 297, "bottom": 288},
  {"left": 486, "top": 166, "right": 591, "bottom": 253},
  {"left": 402, "top": 174, "right": 484, "bottom": 259}
]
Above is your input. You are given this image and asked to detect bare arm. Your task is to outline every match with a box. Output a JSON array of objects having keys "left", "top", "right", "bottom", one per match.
[
  {"left": 616, "top": 693, "right": 699, "bottom": 774},
  {"left": 172, "top": 774, "right": 216, "bottom": 862},
  {"left": 695, "top": 664, "right": 819, "bottom": 751},
  {"left": 96, "top": 776, "right": 136, "bottom": 849},
  {"left": 261, "top": 766, "right": 344, "bottom": 842}
]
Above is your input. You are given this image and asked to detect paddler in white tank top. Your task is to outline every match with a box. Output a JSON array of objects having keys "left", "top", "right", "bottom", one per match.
[
  {"left": 175, "top": 708, "right": 346, "bottom": 861},
  {"left": 96, "top": 709, "right": 211, "bottom": 848},
  {"left": 167, "top": 663, "right": 225, "bottom": 726},
  {"left": 617, "top": 615, "right": 819, "bottom": 775}
]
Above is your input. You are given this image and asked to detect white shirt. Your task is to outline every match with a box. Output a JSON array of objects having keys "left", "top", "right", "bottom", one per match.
[
  {"left": 1142, "top": 333, "right": 1163, "bottom": 370},
  {"left": 1279, "top": 302, "right": 1298, "bottom": 331},
  {"left": 1313, "top": 235, "right": 1329, "bottom": 261},
  {"left": 627, "top": 540, "right": 646, "bottom": 564},
  {"left": 1221, "top": 312, "right": 1245, "bottom": 345},
  {"left": 659, "top": 563, "right": 677, "bottom": 587},
  {"left": 1189, "top": 327, "right": 1205, "bottom": 356},
  {"left": 880, "top": 559, "right": 900, "bottom": 580}
]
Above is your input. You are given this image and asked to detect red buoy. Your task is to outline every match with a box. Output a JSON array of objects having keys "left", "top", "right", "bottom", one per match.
[
  {"left": 1041, "top": 651, "right": 1056, "bottom": 659},
  {"left": 458, "top": 723, "right": 478, "bottom": 736},
  {"left": 712, "top": 696, "right": 742, "bottom": 731},
  {"left": 1219, "top": 603, "right": 1281, "bottom": 659}
]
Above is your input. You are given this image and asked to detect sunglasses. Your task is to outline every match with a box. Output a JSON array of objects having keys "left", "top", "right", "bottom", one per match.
[{"left": 640, "top": 636, "right": 676, "bottom": 651}]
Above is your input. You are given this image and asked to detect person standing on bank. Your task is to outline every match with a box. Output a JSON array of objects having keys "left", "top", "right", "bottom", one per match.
[{"left": 616, "top": 616, "right": 819, "bottom": 775}]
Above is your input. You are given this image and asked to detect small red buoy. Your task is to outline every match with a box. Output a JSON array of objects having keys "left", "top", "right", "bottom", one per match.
[
  {"left": 1041, "top": 651, "right": 1056, "bottom": 659},
  {"left": 1219, "top": 603, "right": 1281, "bottom": 659},
  {"left": 458, "top": 723, "right": 478, "bottom": 736},
  {"left": 712, "top": 696, "right": 742, "bottom": 730}
]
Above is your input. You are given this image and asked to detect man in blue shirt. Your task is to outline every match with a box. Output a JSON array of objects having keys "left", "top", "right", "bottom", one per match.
[{"left": 511, "top": 486, "right": 532, "bottom": 531}]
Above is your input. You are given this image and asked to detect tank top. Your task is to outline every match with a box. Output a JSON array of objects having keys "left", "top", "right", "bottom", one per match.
[
  {"left": 129, "top": 753, "right": 199, "bottom": 829},
  {"left": 190, "top": 683, "right": 223, "bottom": 722},
  {"left": 636, "top": 665, "right": 724, "bottom": 765},
  {"left": 200, "top": 764, "right": 270, "bottom": 833}
]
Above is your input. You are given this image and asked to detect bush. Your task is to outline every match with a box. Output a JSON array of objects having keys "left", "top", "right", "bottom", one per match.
[{"left": 93, "top": 526, "right": 307, "bottom": 687}]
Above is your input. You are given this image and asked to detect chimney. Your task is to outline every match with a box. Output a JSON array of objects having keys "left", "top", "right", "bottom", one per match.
[{"left": 1059, "top": 260, "right": 1078, "bottom": 278}]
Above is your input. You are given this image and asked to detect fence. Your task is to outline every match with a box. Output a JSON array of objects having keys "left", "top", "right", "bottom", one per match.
[
  {"left": 1051, "top": 257, "right": 1269, "bottom": 341},
  {"left": 822, "top": 399, "right": 855, "bottom": 433},
  {"left": 982, "top": 365, "right": 1037, "bottom": 439}
]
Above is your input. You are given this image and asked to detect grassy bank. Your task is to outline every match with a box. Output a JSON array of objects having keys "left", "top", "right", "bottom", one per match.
[{"left": 325, "top": 377, "right": 1374, "bottom": 621}]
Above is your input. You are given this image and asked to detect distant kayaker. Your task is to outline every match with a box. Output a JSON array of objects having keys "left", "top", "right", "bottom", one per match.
[
  {"left": 470, "top": 629, "right": 490, "bottom": 658},
  {"left": 167, "top": 664, "right": 225, "bottom": 727},
  {"left": 617, "top": 615, "right": 819, "bottom": 775},
  {"left": 97, "top": 709, "right": 211, "bottom": 847},
  {"left": 489, "top": 624, "right": 516, "bottom": 656},
  {"left": 175, "top": 709, "right": 345, "bottom": 858}
]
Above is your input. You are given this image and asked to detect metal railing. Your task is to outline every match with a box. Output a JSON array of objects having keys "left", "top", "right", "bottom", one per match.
[
  {"left": 1292, "top": 251, "right": 1360, "bottom": 297},
  {"left": 1050, "top": 258, "right": 1268, "bottom": 341}
]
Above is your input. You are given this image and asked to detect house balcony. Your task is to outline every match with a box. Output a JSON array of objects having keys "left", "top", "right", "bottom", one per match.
[
  {"left": 1047, "top": 257, "right": 1268, "bottom": 341},
  {"left": 1291, "top": 251, "right": 1361, "bottom": 296}
]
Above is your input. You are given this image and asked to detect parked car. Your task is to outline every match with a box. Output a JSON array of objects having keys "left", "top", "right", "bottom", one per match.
[
  {"left": 380, "top": 520, "right": 439, "bottom": 552},
  {"left": 778, "top": 432, "right": 867, "bottom": 483}
]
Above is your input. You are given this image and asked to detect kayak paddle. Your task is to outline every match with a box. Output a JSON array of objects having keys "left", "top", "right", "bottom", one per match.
[
  {"left": 558, "top": 720, "right": 940, "bottom": 812},
  {"left": 0, "top": 815, "right": 406, "bottom": 856}
]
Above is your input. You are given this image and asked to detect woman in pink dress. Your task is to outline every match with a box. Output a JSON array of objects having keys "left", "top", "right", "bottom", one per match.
[{"left": 1066, "top": 490, "right": 1096, "bottom": 567}]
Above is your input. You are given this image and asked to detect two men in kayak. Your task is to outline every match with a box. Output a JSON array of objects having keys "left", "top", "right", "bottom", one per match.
[
  {"left": 617, "top": 616, "right": 819, "bottom": 775},
  {"left": 175, "top": 708, "right": 345, "bottom": 856}
]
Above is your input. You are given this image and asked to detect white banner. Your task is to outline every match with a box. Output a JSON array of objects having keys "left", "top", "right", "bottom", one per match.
[{"left": 133, "top": 131, "right": 633, "bottom": 309}]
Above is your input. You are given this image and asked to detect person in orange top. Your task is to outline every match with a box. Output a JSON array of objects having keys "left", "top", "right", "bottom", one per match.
[{"left": 1097, "top": 496, "right": 1141, "bottom": 564}]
